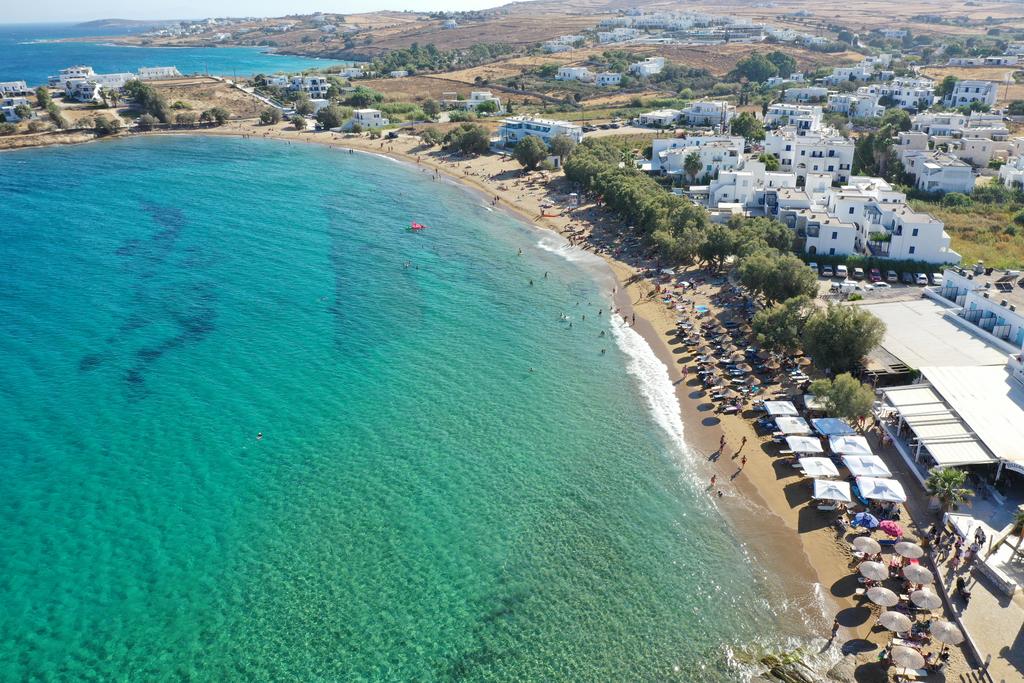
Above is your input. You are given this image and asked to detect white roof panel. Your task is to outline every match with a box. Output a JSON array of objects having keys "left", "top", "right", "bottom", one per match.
[
  {"left": 775, "top": 416, "right": 812, "bottom": 434},
  {"left": 843, "top": 454, "right": 892, "bottom": 478},
  {"left": 814, "top": 479, "right": 852, "bottom": 503},
  {"left": 857, "top": 476, "right": 907, "bottom": 503}
]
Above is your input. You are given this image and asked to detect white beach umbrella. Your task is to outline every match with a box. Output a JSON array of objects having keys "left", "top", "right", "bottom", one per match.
[
  {"left": 890, "top": 646, "right": 926, "bottom": 669},
  {"left": 930, "top": 620, "right": 965, "bottom": 646},
  {"left": 910, "top": 588, "right": 942, "bottom": 610},
  {"left": 775, "top": 416, "right": 812, "bottom": 435},
  {"left": 902, "top": 564, "right": 934, "bottom": 585},
  {"left": 894, "top": 542, "right": 924, "bottom": 560},
  {"left": 856, "top": 476, "right": 908, "bottom": 503},
  {"left": 813, "top": 479, "right": 851, "bottom": 503},
  {"left": 828, "top": 434, "right": 873, "bottom": 456},
  {"left": 853, "top": 536, "right": 882, "bottom": 554},
  {"left": 878, "top": 610, "right": 913, "bottom": 633},
  {"left": 867, "top": 586, "right": 900, "bottom": 607},
  {"left": 841, "top": 455, "right": 892, "bottom": 478},
  {"left": 800, "top": 457, "right": 840, "bottom": 478},
  {"left": 786, "top": 435, "right": 823, "bottom": 454},
  {"left": 763, "top": 400, "right": 799, "bottom": 416},
  {"left": 811, "top": 417, "right": 856, "bottom": 436},
  {"left": 859, "top": 561, "right": 890, "bottom": 581}
]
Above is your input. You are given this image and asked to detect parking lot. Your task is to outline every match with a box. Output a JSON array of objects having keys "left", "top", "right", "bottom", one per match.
[{"left": 810, "top": 267, "right": 938, "bottom": 303}]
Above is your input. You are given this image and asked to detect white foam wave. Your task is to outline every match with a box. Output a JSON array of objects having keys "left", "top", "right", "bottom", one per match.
[
  {"left": 609, "top": 314, "right": 688, "bottom": 454},
  {"left": 534, "top": 234, "right": 603, "bottom": 265}
]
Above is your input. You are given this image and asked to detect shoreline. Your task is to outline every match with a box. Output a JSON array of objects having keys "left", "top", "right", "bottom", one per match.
[{"left": 6, "top": 123, "right": 964, "bottom": 675}]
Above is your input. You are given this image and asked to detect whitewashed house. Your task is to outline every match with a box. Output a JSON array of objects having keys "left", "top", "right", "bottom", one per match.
[
  {"left": 441, "top": 90, "right": 503, "bottom": 113},
  {"left": 64, "top": 79, "right": 102, "bottom": 103},
  {"left": 862, "top": 78, "right": 935, "bottom": 111},
  {"left": 595, "top": 72, "right": 622, "bottom": 87},
  {"left": 945, "top": 80, "right": 998, "bottom": 108},
  {"left": 289, "top": 76, "right": 329, "bottom": 97},
  {"left": 0, "top": 81, "right": 30, "bottom": 96},
  {"left": 824, "top": 64, "right": 874, "bottom": 85},
  {"left": 1, "top": 96, "right": 30, "bottom": 122},
  {"left": 137, "top": 66, "right": 181, "bottom": 80},
  {"left": 646, "top": 135, "right": 744, "bottom": 177},
  {"left": 388, "top": 70, "right": 409, "bottom": 78},
  {"left": 555, "top": 67, "right": 594, "bottom": 82},
  {"left": 498, "top": 115, "right": 583, "bottom": 146},
  {"left": 264, "top": 75, "right": 289, "bottom": 88},
  {"left": 340, "top": 108, "right": 389, "bottom": 130},
  {"left": 637, "top": 109, "right": 682, "bottom": 127},
  {"left": 764, "top": 104, "right": 822, "bottom": 128},
  {"left": 680, "top": 100, "right": 736, "bottom": 127},
  {"left": 999, "top": 154, "right": 1024, "bottom": 189},
  {"left": 703, "top": 160, "right": 798, "bottom": 210},
  {"left": 901, "top": 151, "right": 975, "bottom": 194},
  {"left": 763, "top": 119, "right": 854, "bottom": 185},
  {"left": 827, "top": 91, "right": 884, "bottom": 119},
  {"left": 597, "top": 28, "right": 641, "bottom": 43},
  {"left": 629, "top": 57, "right": 665, "bottom": 77},
  {"left": 782, "top": 86, "right": 830, "bottom": 103}
]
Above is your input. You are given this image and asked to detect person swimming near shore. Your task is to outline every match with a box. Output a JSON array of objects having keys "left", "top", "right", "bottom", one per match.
[{"left": 257, "top": 432, "right": 263, "bottom": 441}]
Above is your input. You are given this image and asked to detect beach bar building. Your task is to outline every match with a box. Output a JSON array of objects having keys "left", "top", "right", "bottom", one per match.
[{"left": 497, "top": 116, "right": 583, "bottom": 147}]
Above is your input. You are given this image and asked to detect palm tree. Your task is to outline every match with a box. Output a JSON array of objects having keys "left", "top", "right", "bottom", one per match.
[
  {"left": 925, "top": 467, "right": 973, "bottom": 513},
  {"left": 683, "top": 151, "right": 702, "bottom": 184}
]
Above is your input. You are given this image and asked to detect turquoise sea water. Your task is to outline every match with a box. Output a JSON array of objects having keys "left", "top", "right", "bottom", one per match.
[
  {"left": 0, "top": 23, "right": 348, "bottom": 86},
  {"left": 0, "top": 137, "right": 813, "bottom": 680}
]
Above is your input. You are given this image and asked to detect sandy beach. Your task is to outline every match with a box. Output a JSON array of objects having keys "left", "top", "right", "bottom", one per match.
[{"left": 10, "top": 119, "right": 973, "bottom": 678}]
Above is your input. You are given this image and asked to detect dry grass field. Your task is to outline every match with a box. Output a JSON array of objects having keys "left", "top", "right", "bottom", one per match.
[
  {"left": 152, "top": 78, "right": 264, "bottom": 117},
  {"left": 920, "top": 66, "right": 1024, "bottom": 104}
]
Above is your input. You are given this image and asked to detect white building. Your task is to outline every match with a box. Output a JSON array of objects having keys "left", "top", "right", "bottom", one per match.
[
  {"left": 646, "top": 135, "right": 744, "bottom": 177},
  {"left": 764, "top": 103, "right": 822, "bottom": 128},
  {"left": 289, "top": 76, "right": 329, "bottom": 97},
  {"left": 595, "top": 72, "right": 621, "bottom": 87},
  {"left": 824, "top": 64, "right": 874, "bottom": 85},
  {"left": 389, "top": 70, "right": 409, "bottom": 78},
  {"left": 939, "top": 266, "right": 1024, "bottom": 348},
  {"left": 1000, "top": 154, "right": 1024, "bottom": 189},
  {"left": 264, "top": 75, "right": 289, "bottom": 88},
  {"left": 945, "top": 80, "right": 998, "bottom": 108},
  {"left": 64, "top": 79, "right": 102, "bottom": 103},
  {"left": 497, "top": 115, "right": 583, "bottom": 147},
  {"left": 137, "top": 66, "right": 181, "bottom": 81},
  {"left": 441, "top": 90, "right": 503, "bottom": 113},
  {"left": 827, "top": 90, "right": 884, "bottom": 119},
  {"left": 900, "top": 150, "right": 976, "bottom": 194},
  {"left": 680, "top": 100, "right": 736, "bottom": 127},
  {"left": 782, "top": 86, "right": 830, "bottom": 103},
  {"left": 542, "top": 42, "right": 572, "bottom": 54},
  {"left": 1, "top": 96, "right": 30, "bottom": 122},
  {"left": 48, "top": 65, "right": 96, "bottom": 87},
  {"left": 555, "top": 67, "right": 594, "bottom": 82},
  {"left": 0, "top": 81, "right": 30, "bottom": 96},
  {"left": 597, "top": 28, "right": 642, "bottom": 43},
  {"left": 769, "top": 176, "right": 960, "bottom": 263},
  {"left": 442, "top": 19, "right": 458, "bottom": 29},
  {"left": 337, "top": 68, "right": 365, "bottom": 79},
  {"left": 629, "top": 57, "right": 665, "bottom": 77},
  {"left": 702, "top": 159, "right": 798, "bottom": 210},
  {"left": 763, "top": 120, "right": 854, "bottom": 185},
  {"left": 637, "top": 109, "right": 682, "bottom": 127},
  {"left": 341, "top": 108, "right": 389, "bottom": 130},
  {"left": 766, "top": 72, "right": 805, "bottom": 87},
  {"left": 860, "top": 77, "right": 935, "bottom": 111}
]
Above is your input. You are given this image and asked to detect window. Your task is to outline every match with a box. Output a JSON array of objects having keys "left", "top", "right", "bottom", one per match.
[
  {"left": 828, "top": 166, "right": 835, "bottom": 172},
  {"left": 909, "top": 246, "right": 916, "bottom": 254},
  {"left": 848, "top": 207, "right": 855, "bottom": 214},
  {"left": 829, "top": 248, "right": 836, "bottom": 255},
  {"left": 912, "top": 228, "right": 918, "bottom": 237},
  {"left": 831, "top": 231, "right": 838, "bottom": 240}
]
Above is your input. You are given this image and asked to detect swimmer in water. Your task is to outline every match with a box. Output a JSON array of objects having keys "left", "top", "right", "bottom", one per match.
[{"left": 257, "top": 432, "right": 263, "bottom": 441}]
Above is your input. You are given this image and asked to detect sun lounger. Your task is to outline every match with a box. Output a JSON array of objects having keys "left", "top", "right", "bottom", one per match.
[
  {"left": 817, "top": 504, "right": 838, "bottom": 511},
  {"left": 892, "top": 667, "right": 928, "bottom": 680}
]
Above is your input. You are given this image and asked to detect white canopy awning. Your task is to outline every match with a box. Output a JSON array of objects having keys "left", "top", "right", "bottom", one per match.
[
  {"left": 812, "top": 417, "right": 856, "bottom": 436},
  {"left": 775, "top": 416, "right": 812, "bottom": 435},
  {"left": 814, "top": 479, "right": 852, "bottom": 503},
  {"left": 829, "top": 434, "right": 873, "bottom": 456},
  {"left": 764, "top": 400, "right": 799, "bottom": 416},
  {"left": 803, "top": 394, "right": 827, "bottom": 412},
  {"left": 800, "top": 457, "right": 840, "bottom": 478},
  {"left": 842, "top": 454, "right": 893, "bottom": 478},
  {"left": 857, "top": 476, "right": 907, "bottom": 503},
  {"left": 785, "top": 435, "right": 823, "bottom": 453}
]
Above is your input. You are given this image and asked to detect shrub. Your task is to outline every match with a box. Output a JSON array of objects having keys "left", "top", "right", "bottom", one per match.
[{"left": 941, "top": 192, "right": 972, "bottom": 207}]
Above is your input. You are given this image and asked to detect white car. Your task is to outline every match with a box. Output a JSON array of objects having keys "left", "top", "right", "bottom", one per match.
[
  {"left": 915, "top": 273, "right": 929, "bottom": 285},
  {"left": 870, "top": 282, "right": 892, "bottom": 289},
  {"left": 835, "top": 265, "right": 849, "bottom": 279}
]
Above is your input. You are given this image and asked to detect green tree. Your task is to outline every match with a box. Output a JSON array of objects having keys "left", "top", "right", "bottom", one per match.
[
  {"left": 803, "top": 304, "right": 886, "bottom": 373},
  {"left": 175, "top": 111, "right": 197, "bottom": 125},
  {"left": 730, "top": 111, "right": 765, "bottom": 141},
  {"left": 475, "top": 100, "right": 499, "bottom": 115},
  {"left": 548, "top": 133, "right": 577, "bottom": 162},
  {"left": 683, "top": 151, "right": 702, "bottom": 182},
  {"left": 13, "top": 104, "right": 32, "bottom": 120},
  {"left": 753, "top": 295, "right": 810, "bottom": 353},
  {"left": 46, "top": 103, "right": 67, "bottom": 129},
  {"left": 808, "top": 373, "right": 875, "bottom": 423},
  {"left": 259, "top": 107, "right": 283, "bottom": 125},
  {"left": 880, "top": 108, "right": 911, "bottom": 132},
  {"left": 422, "top": 98, "right": 440, "bottom": 119},
  {"left": 342, "top": 86, "right": 384, "bottom": 108},
  {"left": 731, "top": 53, "right": 779, "bottom": 82},
  {"left": 293, "top": 93, "right": 314, "bottom": 116},
  {"left": 925, "top": 468, "right": 973, "bottom": 513},
  {"left": 513, "top": 135, "right": 549, "bottom": 171},
  {"left": 766, "top": 51, "right": 797, "bottom": 77},
  {"left": 419, "top": 126, "right": 444, "bottom": 146},
  {"left": 0, "top": 122, "right": 16, "bottom": 135},
  {"left": 34, "top": 86, "right": 52, "bottom": 109},
  {"left": 697, "top": 224, "right": 735, "bottom": 271},
  {"left": 734, "top": 217, "right": 794, "bottom": 255},
  {"left": 291, "top": 114, "right": 307, "bottom": 130},
  {"left": 935, "top": 75, "right": 958, "bottom": 100},
  {"left": 93, "top": 115, "right": 120, "bottom": 137},
  {"left": 758, "top": 152, "right": 780, "bottom": 171},
  {"left": 201, "top": 107, "right": 230, "bottom": 125},
  {"left": 316, "top": 105, "right": 347, "bottom": 130},
  {"left": 137, "top": 113, "right": 158, "bottom": 130},
  {"left": 444, "top": 123, "right": 491, "bottom": 155},
  {"left": 737, "top": 249, "right": 818, "bottom": 303}
]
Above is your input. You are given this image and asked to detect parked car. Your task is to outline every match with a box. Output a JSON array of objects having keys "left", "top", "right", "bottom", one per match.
[
  {"left": 886, "top": 270, "right": 898, "bottom": 282},
  {"left": 582, "top": 125, "right": 597, "bottom": 132},
  {"left": 835, "top": 265, "right": 848, "bottom": 279},
  {"left": 871, "top": 282, "right": 892, "bottom": 289},
  {"left": 901, "top": 271, "right": 915, "bottom": 284},
  {"left": 869, "top": 268, "right": 882, "bottom": 282},
  {"left": 930, "top": 273, "right": 944, "bottom": 286},
  {"left": 852, "top": 267, "right": 865, "bottom": 280},
  {"left": 821, "top": 265, "right": 833, "bottom": 278},
  {"left": 915, "top": 273, "right": 929, "bottom": 285},
  {"left": 808, "top": 261, "right": 819, "bottom": 274}
]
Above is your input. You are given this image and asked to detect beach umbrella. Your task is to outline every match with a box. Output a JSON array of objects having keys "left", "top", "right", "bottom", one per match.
[
  {"left": 894, "top": 542, "right": 924, "bottom": 560},
  {"left": 930, "top": 620, "right": 965, "bottom": 647},
  {"left": 902, "top": 564, "right": 934, "bottom": 585},
  {"left": 735, "top": 363, "right": 753, "bottom": 373},
  {"left": 740, "top": 323, "right": 752, "bottom": 333},
  {"left": 745, "top": 375, "right": 762, "bottom": 386},
  {"left": 879, "top": 520, "right": 904, "bottom": 538},
  {"left": 757, "top": 349, "right": 773, "bottom": 360},
  {"left": 786, "top": 435, "right": 823, "bottom": 454},
  {"left": 910, "top": 588, "right": 942, "bottom": 610},
  {"left": 711, "top": 376, "right": 728, "bottom": 387},
  {"left": 719, "top": 388, "right": 742, "bottom": 400},
  {"left": 764, "top": 358, "right": 781, "bottom": 370},
  {"left": 859, "top": 478, "right": 908, "bottom": 504},
  {"left": 797, "top": 356, "right": 813, "bottom": 366},
  {"left": 866, "top": 586, "right": 899, "bottom": 607},
  {"left": 858, "top": 561, "right": 889, "bottom": 581},
  {"left": 828, "top": 435, "right": 873, "bottom": 456},
  {"left": 890, "top": 646, "right": 925, "bottom": 670},
  {"left": 852, "top": 512, "right": 880, "bottom": 529},
  {"left": 713, "top": 325, "right": 729, "bottom": 334},
  {"left": 801, "top": 457, "right": 840, "bottom": 478},
  {"left": 790, "top": 348, "right": 804, "bottom": 357},
  {"left": 775, "top": 416, "right": 811, "bottom": 435},
  {"left": 812, "top": 479, "right": 851, "bottom": 503},
  {"left": 853, "top": 536, "right": 882, "bottom": 554},
  {"left": 812, "top": 418, "right": 856, "bottom": 437},
  {"left": 723, "top": 343, "right": 739, "bottom": 353},
  {"left": 842, "top": 455, "right": 892, "bottom": 478},
  {"left": 729, "top": 351, "right": 747, "bottom": 363},
  {"left": 878, "top": 610, "right": 913, "bottom": 633},
  {"left": 764, "top": 400, "right": 799, "bottom": 416}
]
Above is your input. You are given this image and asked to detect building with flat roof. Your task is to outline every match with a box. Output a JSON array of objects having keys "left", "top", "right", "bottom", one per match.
[
  {"left": 939, "top": 265, "right": 1024, "bottom": 350},
  {"left": 497, "top": 116, "right": 583, "bottom": 146},
  {"left": 945, "top": 80, "right": 998, "bottom": 108}
]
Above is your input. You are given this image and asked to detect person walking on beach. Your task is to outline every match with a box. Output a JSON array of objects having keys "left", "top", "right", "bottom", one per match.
[
  {"left": 710, "top": 474, "right": 717, "bottom": 488},
  {"left": 738, "top": 436, "right": 747, "bottom": 452},
  {"left": 719, "top": 435, "right": 726, "bottom": 451},
  {"left": 740, "top": 455, "right": 747, "bottom": 470}
]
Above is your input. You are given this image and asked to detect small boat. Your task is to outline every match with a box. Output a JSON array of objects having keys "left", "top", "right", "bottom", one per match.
[{"left": 409, "top": 222, "right": 428, "bottom": 231}]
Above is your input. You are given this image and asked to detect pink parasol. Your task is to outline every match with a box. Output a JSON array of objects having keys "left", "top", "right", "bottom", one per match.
[{"left": 879, "top": 520, "right": 903, "bottom": 538}]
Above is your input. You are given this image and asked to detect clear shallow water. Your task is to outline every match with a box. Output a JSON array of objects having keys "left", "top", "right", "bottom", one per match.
[
  {"left": 0, "top": 136, "right": 810, "bottom": 680},
  {"left": 0, "top": 23, "right": 348, "bottom": 86}
]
